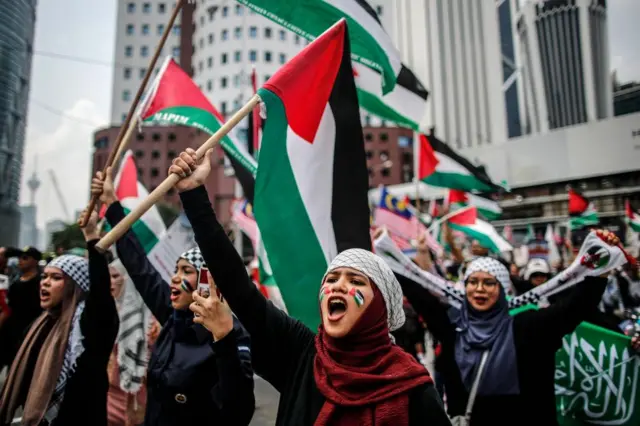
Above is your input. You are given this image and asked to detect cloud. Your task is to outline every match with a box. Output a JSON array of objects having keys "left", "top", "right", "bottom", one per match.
[{"left": 20, "top": 99, "right": 108, "bottom": 228}]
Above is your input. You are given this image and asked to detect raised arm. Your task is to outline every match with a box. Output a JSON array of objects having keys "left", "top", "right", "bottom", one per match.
[
  {"left": 93, "top": 168, "right": 172, "bottom": 324},
  {"left": 173, "top": 149, "right": 315, "bottom": 390}
]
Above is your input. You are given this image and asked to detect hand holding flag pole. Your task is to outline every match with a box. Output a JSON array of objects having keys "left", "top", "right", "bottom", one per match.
[
  {"left": 95, "top": 94, "right": 262, "bottom": 252},
  {"left": 80, "top": 0, "right": 188, "bottom": 226}
]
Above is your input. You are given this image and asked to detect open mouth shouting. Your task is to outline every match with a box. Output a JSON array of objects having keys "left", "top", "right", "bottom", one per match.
[
  {"left": 327, "top": 295, "right": 348, "bottom": 322},
  {"left": 170, "top": 286, "right": 183, "bottom": 302},
  {"left": 472, "top": 294, "right": 489, "bottom": 306},
  {"left": 40, "top": 288, "right": 51, "bottom": 303}
]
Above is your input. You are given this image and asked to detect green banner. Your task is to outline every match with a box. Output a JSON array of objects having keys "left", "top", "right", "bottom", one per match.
[{"left": 510, "top": 305, "right": 640, "bottom": 425}]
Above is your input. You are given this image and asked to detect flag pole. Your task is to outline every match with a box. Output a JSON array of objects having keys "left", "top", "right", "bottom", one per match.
[
  {"left": 428, "top": 205, "right": 474, "bottom": 233},
  {"left": 413, "top": 131, "right": 421, "bottom": 239},
  {"left": 95, "top": 94, "right": 261, "bottom": 251},
  {"left": 80, "top": 0, "right": 187, "bottom": 226}
]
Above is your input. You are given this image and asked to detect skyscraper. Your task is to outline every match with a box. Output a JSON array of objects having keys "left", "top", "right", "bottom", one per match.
[{"left": 0, "top": 0, "right": 37, "bottom": 246}]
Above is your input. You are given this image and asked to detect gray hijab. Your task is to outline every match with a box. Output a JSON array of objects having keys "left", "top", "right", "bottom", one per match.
[{"left": 450, "top": 257, "right": 520, "bottom": 396}]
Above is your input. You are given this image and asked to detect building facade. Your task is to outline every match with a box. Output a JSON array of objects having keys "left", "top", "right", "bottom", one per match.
[
  {"left": 111, "top": 0, "right": 183, "bottom": 124},
  {"left": 92, "top": 125, "right": 235, "bottom": 226},
  {"left": 613, "top": 81, "right": 640, "bottom": 117},
  {"left": 364, "top": 126, "right": 414, "bottom": 188},
  {"left": 0, "top": 0, "right": 37, "bottom": 246}
]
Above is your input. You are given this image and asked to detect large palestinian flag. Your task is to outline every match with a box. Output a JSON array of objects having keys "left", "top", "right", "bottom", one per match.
[
  {"left": 447, "top": 189, "right": 502, "bottom": 220},
  {"left": 446, "top": 206, "right": 512, "bottom": 253},
  {"left": 137, "top": 56, "right": 257, "bottom": 202},
  {"left": 626, "top": 200, "right": 640, "bottom": 232},
  {"left": 418, "top": 133, "right": 504, "bottom": 193},
  {"left": 568, "top": 189, "right": 599, "bottom": 230},
  {"left": 255, "top": 20, "right": 371, "bottom": 329},
  {"left": 100, "top": 150, "right": 166, "bottom": 253}
]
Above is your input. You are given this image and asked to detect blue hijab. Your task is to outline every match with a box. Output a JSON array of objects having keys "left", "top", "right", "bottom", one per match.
[{"left": 449, "top": 257, "right": 520, "bottom": 396}]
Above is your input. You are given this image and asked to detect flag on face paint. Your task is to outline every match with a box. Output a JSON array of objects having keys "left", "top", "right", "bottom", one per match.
[
  {"left": 100, "top": 150, "right": 166, "bottom": 253},
  {"left": 568, "top": 189, "right": 599, "bottom": 230},
  {"left": 137, "top": 56, "right": 257, "bottom": 203},
  {"left": 625, "top": 200, "right": 640, "bottom": 233},
  {"left": 418, "top": 133, "right": 504, "bottom": 193},
  {"left": 254, "top": 20, "right": 371, "bottom": 329},
  {"left": 447, "top": 189, "right": 502, "bottom": 220},
  {"left": 446, "top": 206, "right": 512, "bottom": 253}
]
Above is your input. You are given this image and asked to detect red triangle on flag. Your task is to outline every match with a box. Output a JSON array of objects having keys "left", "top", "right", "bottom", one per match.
[
  {"left": 568, "top": 189, "right": 589, "bottom": 215},
  {"left": 418, "top": 134, "right": 439, "bottom": 180},
  {"left": 448, "top": 206, "right": 477, "bottom": 226},
  {"left": 448, "top": 189, "right": 468, "bottom": 205},
  {"left": 626, "top": 199, "right": 635, "bottom": 219},
  {"left": 263, "top": 20, "right": 345, "bottom": 144}
]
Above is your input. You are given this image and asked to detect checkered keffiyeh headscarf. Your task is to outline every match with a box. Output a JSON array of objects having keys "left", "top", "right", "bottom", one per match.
[
  {"left": 179, "top": 247, "right": 205, "bottom": 271},
  {"left": 48, "top": 255, "right": 90, "bottom": 292},
  {"left": 463, "top": 257, "right": 511, "bottom": 292},
  {"left": 324, "top": 249, "right": 405, "bottom": 332}
]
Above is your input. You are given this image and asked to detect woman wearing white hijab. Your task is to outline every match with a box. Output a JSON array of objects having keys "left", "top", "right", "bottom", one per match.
[{"left": 0, "top": 210, "right": 118, "bottom": 426}]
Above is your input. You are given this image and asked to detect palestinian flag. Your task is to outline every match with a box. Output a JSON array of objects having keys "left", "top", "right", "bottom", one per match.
[
  {"left": 137, "top": 56, "right": 257, "bottom": 202},
  {"left": 254, "top": 20, "right": 371, "bottom": 329},
  {"left": 568, "top": 189, "right": 599, "bottom": 230},
  {"left": 447, "top": 189, "right": 502, "bottom": 220},
  {"left": 100, "top": 150, "right": 166, "bottom": 253},
  {"left": 446, "top": 206, "right": 512, "bottom": 253},
  {"left": 236, "top": 0, "right": 402, "bottom": 94},
  {"left": 418, "top": 133, "right": 504, "bottom": 193},
  {"left": 626, "top": 200, "right": 640, "bottom": 232}
]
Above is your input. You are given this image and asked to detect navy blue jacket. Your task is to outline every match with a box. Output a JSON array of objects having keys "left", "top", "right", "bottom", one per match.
[{"left": 106, "top": 202, "right": 255, "bottom": 426}]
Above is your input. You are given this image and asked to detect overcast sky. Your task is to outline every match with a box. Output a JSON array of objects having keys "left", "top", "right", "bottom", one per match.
[{"left": 19, "top": 0, "right": 640, "bottom": 229}]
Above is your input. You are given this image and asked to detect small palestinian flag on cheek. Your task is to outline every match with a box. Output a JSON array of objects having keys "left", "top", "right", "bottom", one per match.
[{"left": 348, "top": 287, "right": 365, "bottom": 307}]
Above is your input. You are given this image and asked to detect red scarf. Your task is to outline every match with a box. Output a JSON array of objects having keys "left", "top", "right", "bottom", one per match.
[{"left": 313, "top": 285, "right": 432, "bottom": 426}]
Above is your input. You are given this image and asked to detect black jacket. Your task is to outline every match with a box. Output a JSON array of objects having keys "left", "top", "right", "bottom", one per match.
[
  {"left": 52, "top": 241, "right": 119, "bottom": 425},
  {"left": 180, "top": 186, "right": 451, "bottom": 426},
  {"left": 106, "top": 202, "right": 255, "bottom": 426},
  {"left": 398, "top": 273, "right": 607, "bottom": 426}
]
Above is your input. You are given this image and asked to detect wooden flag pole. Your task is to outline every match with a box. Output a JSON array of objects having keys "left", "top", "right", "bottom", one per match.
[
  {"left": 95, "top": 94, "right": 262, "bottom": 252},
  {"left": 80, "top": 0, "right": 187, "bottom": 226}
]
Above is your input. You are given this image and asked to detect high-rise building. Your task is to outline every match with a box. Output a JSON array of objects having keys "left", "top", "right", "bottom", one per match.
[
  {"left": 110, "top": 0, "right": 183, "bottom": 124},
  {"left": 190, "top": 2, "right": 303, "bottom": 120},
  {"left": 515, "top": 0, "right": 612, "bottom": 133},
  {"left": 0, "top": 0, "right": 37, "bottom": 246}
]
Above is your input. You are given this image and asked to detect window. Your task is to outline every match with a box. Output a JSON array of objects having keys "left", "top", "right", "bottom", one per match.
[
  {"left": 122, "top": 113, "right": 127, "bottom": 122},
  {"left": 368, "top": 168, "right": 374, "bottom": 177},
  {"left": 122, "top": 90, "right": 131, "bottom": 101},
  {"left": 221, "top": 53, "right": 228, "bottom": 64},
  {"left": 173, "top": 24, "right": 181, "bottom": 36},
  {"left": 221, "top": 77, "right": 228, "bottom": 88},
  {"left": 264, "top": 74, "right": 271, "bottom": 83},
  {"left": 168, "top": 133, "right": 176, "bottom": 141},
  {"left": 152, "top": 150, "right": 160, "bottom": 159},
  {"left": 221, "top": 29, "right": 228, "bottom": 41},
  {"left": 235, "top": 4, "right": 243, "bottom": 15},
  {"left": 279, "top": 53, "right": 286, "bottom": 64},
  {"left": 142, "top": 24, "right": 149, "bottom": 35},
  {"left": 364, "top": 133, "right": 373, "bottom": 142},
  {"left": 157, "top": 24, "right": 165, "bottom": 35},
  {"left": 364, "top": 115, "right": 371, "bottom": 126},
  {"left": 198, "top": 61, "right": 203, "bottom": 72},
  {"left": 138, "top": 167, "right": 144, "bottom": 177},
  {"left": 199, "top": 38, "right": 204, "bottom": 48},
  {"left": 168, "top": 150, "right": 176, "bottom": 159},
  {"left": 207, "top": 56, "right": 213, "bottom": 68},
  {"left": 135, "top": 150, "right": 144, "bottom": 159},
  {"left": 125, "top": 45, "right": 133, "bottom": 57},
  {"left": 279, "top": 30, "right": 286, "bottom": 41},
  {"left": 207, "top": 80, "right": 212, "bottom": 91},
  {"left": 264, "top": 27, "right": 272, "bottom": 39},
  {"left": 152, "top": 133, "right": 161, "bottom": 141},
  {"left": 141, "top": 46, "right": 149, "bottom": 57},
  {"left": 233, "top": 74, "right": 240, "bottom": 87},
  {"left": 127, "top": 3, "right": 135, "bottom": 13},
  {"left": 380, "top": 133, "right": 389, "bottom": 142},
  {"left": 172, "top": 46, "right": 180, "bottom": 57},
  {"left": 151, "top": 168, "right": 159, "bottom": 177},
  {"left": 249, "top": 50, "right": 256, "bottom": 62},
  {"left": 222, "top": 6, "right": 228, "bottom": 17},
  {"left": 376, "top": 5, "right": 383, "bottom": 16},
  {"left": 136, "top": 133, "right": 145, "bottom": 141},
  {"left": 381, "top": 168, "right": 390, "bottom": 177},
  {"left": 208, "top": 33, "right": 214, "bottom": 44},
  {"left": 221, "top": 101, "right": 228, "bottom": 116},
  {"left": 124, "top": 67, "right": 131, "bottom": 79},
  {"left": 249, "top": 26, "right": 257, "bottom": 38},
  {"left": 143, "top": 2, "right": 151, "bottom": 13},
  {"left": 295, "top": 35, "right": 300, "bottom": 45},
  {"left": 234, "top": 27, "right": 242, "bottom": 39},
  {"left": 200, "top": 16, "right": 205, "bottom": 26},
  {"left": 126, "top": 24, "right": 134, "bottom": 35},
  {"left": 139, "top": 68, "right": 146, "bottom": 78},
  {"left": 158, "top": 3, "right": 166, "bottom": 13},
  {"left": 264, "top": 51, "right": 272, "bottom": 63},
  {"left": 234, "top": 51, "right": 241, "bottom": 62},
  {"left": 366, "top": 151, "right": 373, "bottom": 159},
  {"left": 233, "top": 99, "right": 241, "bottom": 110}
]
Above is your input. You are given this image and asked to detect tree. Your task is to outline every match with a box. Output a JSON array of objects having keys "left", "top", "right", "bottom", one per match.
[
  {"left": 50, "top": 223, "right": 85, "bottom": 252},
  {"left": 157, "top": 203, "right": 180, "bottom": 228}
]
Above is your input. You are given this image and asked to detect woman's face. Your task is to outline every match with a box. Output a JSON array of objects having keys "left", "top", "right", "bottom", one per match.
[
  {"left": 40, "top": 267, "right": 67, "bottom": 310},
  {"left": 320, "top": 267, "right": 375, "bottom": 338},
  {"left": 109, "top": 266, "right": 125, "bottom": 299},
  {"left": 465, "top": 271, "right": 501, "bottom": 312},
  {"left": 170, "top": 258, "right": 197, "bottom": 310}
]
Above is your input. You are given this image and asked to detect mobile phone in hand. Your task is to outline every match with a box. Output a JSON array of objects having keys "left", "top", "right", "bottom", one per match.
[{"left": 198, "top": 267, "right": 211, "bottom": 298}]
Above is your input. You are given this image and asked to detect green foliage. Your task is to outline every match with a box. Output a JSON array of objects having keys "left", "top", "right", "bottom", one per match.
[
  {"left": 157, "top": 203, "right": 180, "bottom": 228},
  {"left": 50, "top": 223, "right": 84, "bottom": 251}
]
